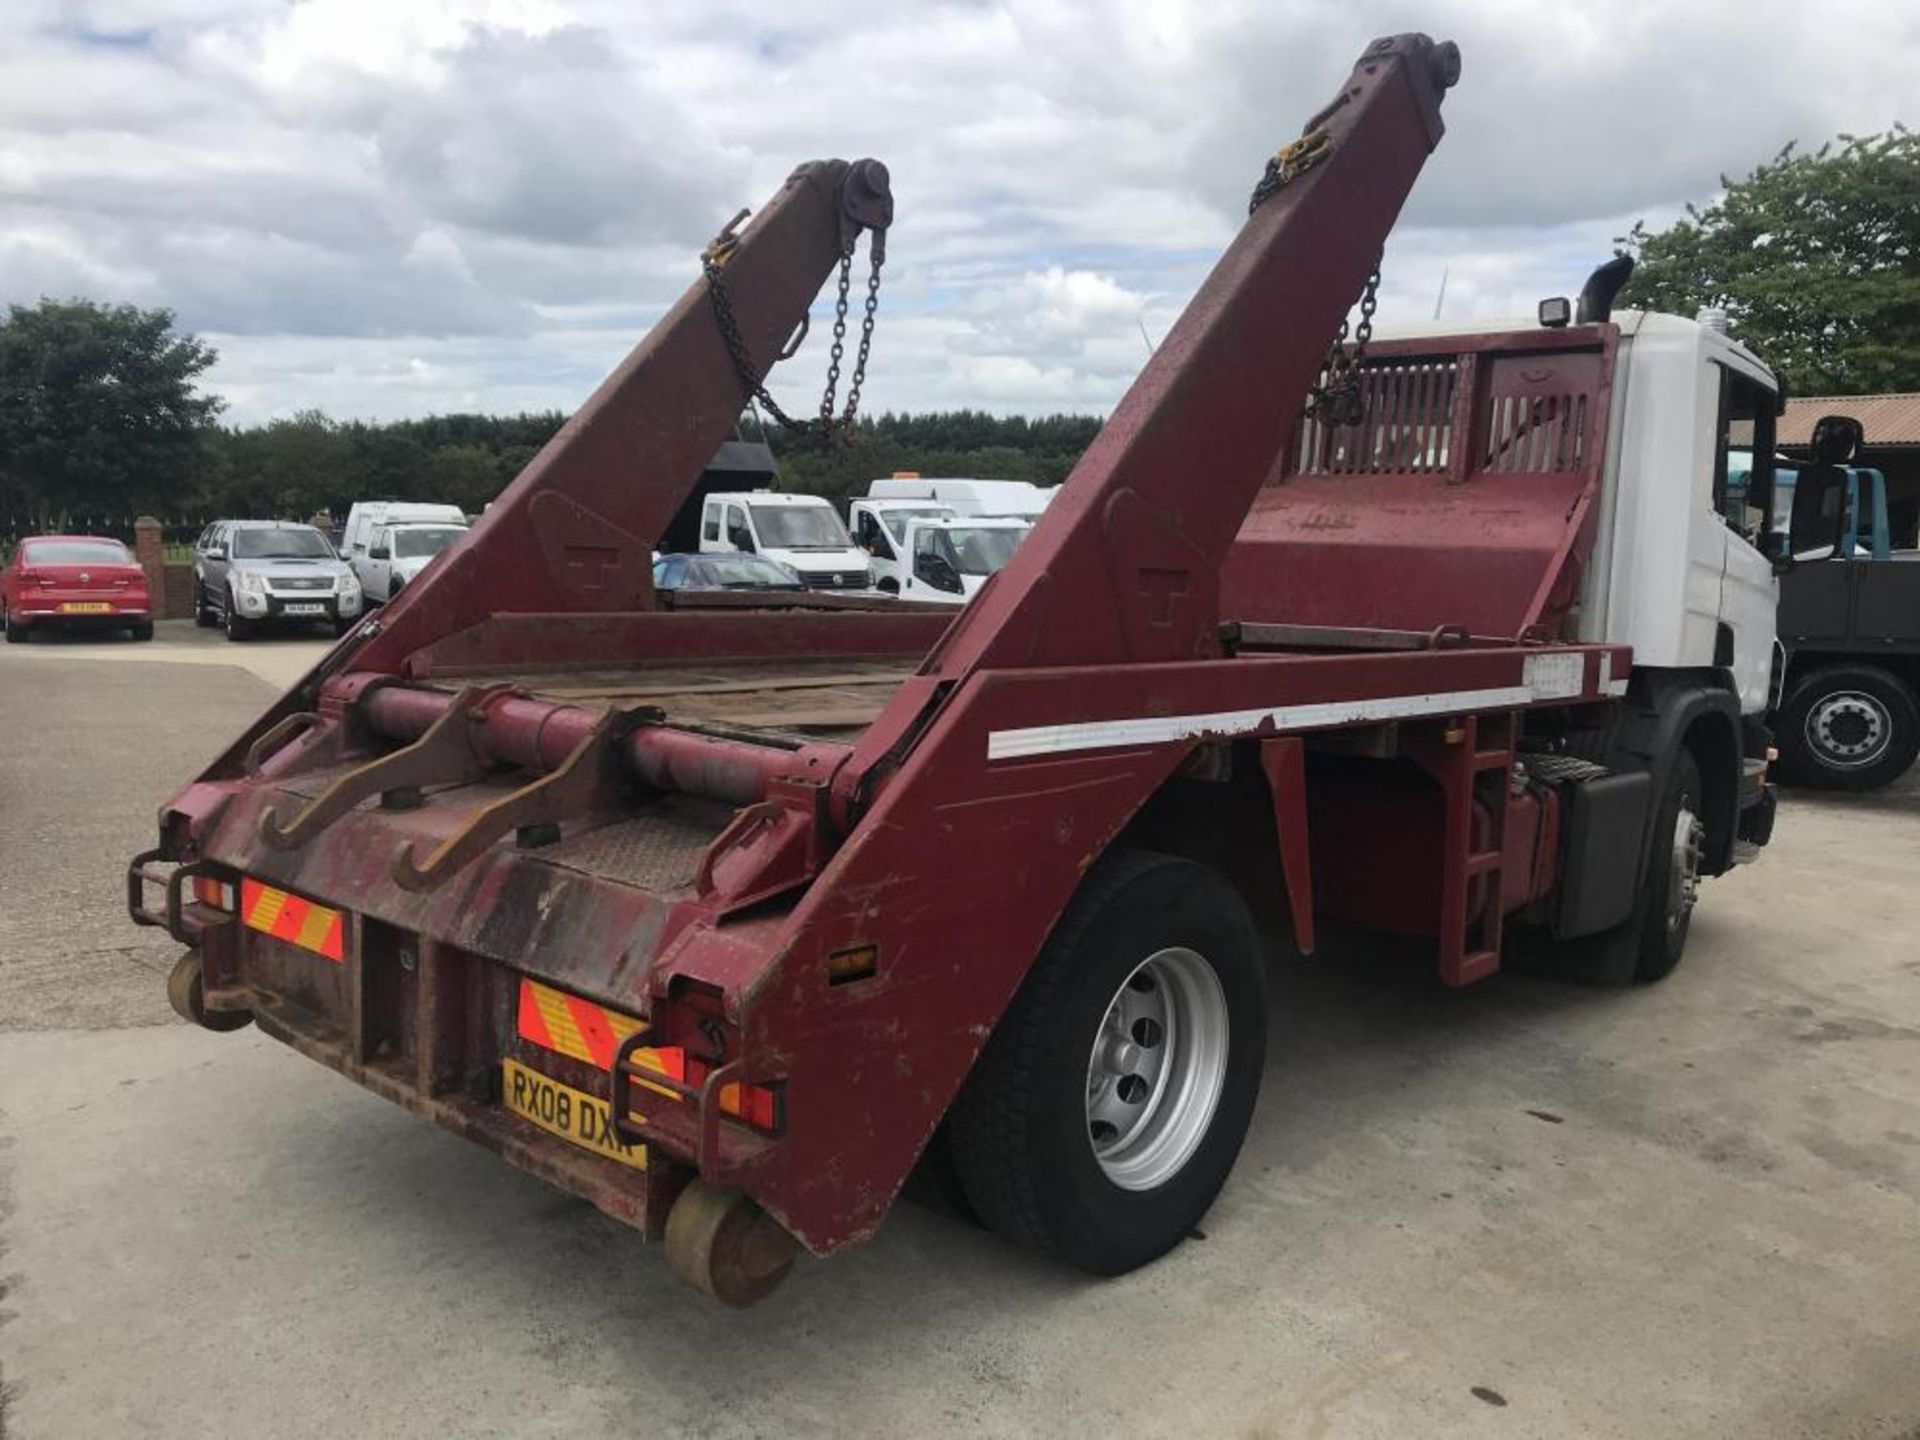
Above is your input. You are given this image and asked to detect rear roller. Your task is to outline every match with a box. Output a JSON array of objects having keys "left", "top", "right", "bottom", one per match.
[
  {"left": 663, "top": 1178, "right": 800, "bottom": 1307},
  {"left": 166, "top": 950, "right": 254, "bottom": 1032}
]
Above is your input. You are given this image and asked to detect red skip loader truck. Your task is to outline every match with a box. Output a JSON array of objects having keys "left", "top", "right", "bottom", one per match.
[{"left": 131, "top": 34, "right": 1790, "bottom": 1305}]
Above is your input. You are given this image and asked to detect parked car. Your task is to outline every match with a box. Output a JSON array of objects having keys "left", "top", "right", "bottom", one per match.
[
  {"left": 192, "top": 520, "right": 363, "bottom": 641},
  {"left": 652, "top": 552, "right": 807, "bottom": 598},
  {"left": 2, "top": 535, "right": 152, "bottom": 642}
]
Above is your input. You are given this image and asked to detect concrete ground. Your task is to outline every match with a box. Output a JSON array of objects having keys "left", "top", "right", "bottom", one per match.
[{"left": 2, "top": 622, "right": 1917, "bottom": 1439}]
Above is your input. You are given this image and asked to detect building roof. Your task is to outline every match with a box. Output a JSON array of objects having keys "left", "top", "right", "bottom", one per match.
[{"left": 1780, "top": 394, "right": 1920, "bottom": 448}]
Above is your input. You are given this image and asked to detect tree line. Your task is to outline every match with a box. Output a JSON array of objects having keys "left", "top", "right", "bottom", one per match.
[{"left": 2, "top": 126, "right": 1912, "bottom": 540}]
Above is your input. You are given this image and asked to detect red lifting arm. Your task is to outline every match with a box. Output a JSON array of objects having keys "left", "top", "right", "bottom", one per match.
[
  {"left": 345, "top": 159, "right": 893, "bottom": 679},
  {"left": 918, "top": 37, "right": 1456, "bottom": 676}
]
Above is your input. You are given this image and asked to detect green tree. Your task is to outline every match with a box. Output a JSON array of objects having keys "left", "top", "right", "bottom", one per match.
[
  {"left": 0, "top": 299, "right": 221, "bottom": 527},
  {"left": 1618, "top": 128, "right": 1920, "bottom": 394}
]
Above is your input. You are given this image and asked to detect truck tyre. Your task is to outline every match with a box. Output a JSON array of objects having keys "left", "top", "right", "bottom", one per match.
[
  {"left": 948, "top": 848, "right": 1266, "bottom": 1276},
  {"left": 1775, "top": 665, "right": 1920, "bottom": 791},
  {"left": 1631, "top": 749, "right": 1704, "bottom": 984},
  {"left": 1509, "top": 749, "right": 1703, "bottom": 987}
]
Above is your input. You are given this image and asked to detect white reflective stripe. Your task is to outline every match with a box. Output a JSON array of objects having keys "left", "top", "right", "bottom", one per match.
[{"left": 986, "top": 684, "right": 1537, "bottom": 761}]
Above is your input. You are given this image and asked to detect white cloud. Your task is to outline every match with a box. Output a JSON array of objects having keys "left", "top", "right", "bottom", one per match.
[{"left": 1, "top": 0, "right": 1912, "bottom": 423}]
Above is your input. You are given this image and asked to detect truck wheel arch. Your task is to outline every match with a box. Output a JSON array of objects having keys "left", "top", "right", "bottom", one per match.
[{"left": 1596, "top": 673, "right": 1745, "bottom": 881}]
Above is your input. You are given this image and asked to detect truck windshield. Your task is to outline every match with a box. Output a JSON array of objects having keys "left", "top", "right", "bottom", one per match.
[
  {"left": 948, "top": 526, "right": 1027, "bottom": 576},
  {"left": 881, "top": 507, "right": 949, "bottom": 542},
  {"left": 749, "top": 504, "right": 851, "bottom": 550},
  {"left": 392, "top": 525, "right": 467, "bottom": 559},
  {"left": 233, "top": 527, "right": 333, "bottom": 560}
]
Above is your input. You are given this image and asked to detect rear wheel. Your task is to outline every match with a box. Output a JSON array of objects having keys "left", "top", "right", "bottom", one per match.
[
  {"left": 3, "top": 608, "right": 23, "bottom": 643},
  {"left": 1776, "top": 665, "right": 1920, "bottom": 791},
  {"left": 949, "top": 849, "right": 1266, "bottom": 1275},
  {"left": 131, "top": 620, "right": 154, "bottom": 641}
]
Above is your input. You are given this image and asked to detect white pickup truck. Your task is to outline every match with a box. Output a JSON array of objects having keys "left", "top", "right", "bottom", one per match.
[{"left": 697, "top": 491, "right": 872, "bottom": 590}]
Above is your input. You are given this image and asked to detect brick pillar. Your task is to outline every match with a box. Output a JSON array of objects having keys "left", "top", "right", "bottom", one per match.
[{"left": 133, "top": 516, "right": 168, "bottom": 619}]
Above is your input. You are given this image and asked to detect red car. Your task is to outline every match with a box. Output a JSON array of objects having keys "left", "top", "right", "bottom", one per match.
[{"left": 2, "top": 535, "right": 153, "bottom": 642}]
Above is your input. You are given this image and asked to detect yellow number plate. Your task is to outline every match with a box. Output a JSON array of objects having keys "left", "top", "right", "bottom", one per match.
[
  {"left": 58, "top": 602, "right": 113, "bottom": 613},
  {"left": 501, "top": 1057, "right": 646, "bottom": 1171}
]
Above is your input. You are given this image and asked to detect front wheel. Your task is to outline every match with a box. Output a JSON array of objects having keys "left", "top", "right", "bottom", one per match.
[
  {"left": 1776, "top": 665, "right": 1920, "bottom": 791},
  {"left": 949, "top": 849, "right": 1266, "bottom": 1275},
  {"left": 193, "top": 579, "right": 216, "bottom": 627},
  {"left": 224, "top": 591, "right": 251, "bottom": 642}
]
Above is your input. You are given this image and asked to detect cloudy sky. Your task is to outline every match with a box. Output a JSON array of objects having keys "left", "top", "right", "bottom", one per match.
[{"left": 3, "top": 0, "right": 1913, "bottom": 426}]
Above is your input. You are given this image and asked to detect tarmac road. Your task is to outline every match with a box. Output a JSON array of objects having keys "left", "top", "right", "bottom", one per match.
[{"left": 3, "top": 622, "right": 1919, "bottom": 1439}]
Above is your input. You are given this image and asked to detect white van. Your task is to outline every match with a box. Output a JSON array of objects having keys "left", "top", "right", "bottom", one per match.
[
  {"left": 863, "top": 476, "right": 1056, "bottom": 519},
  {"left": 697, "top": 492, "right": 872, "bottom": 590},
  {"left": 341, "top": 501, "right": 469, "bottom": 602},
  {"left": 894, "top": 515, "right": 1032, "bottom": 605}
]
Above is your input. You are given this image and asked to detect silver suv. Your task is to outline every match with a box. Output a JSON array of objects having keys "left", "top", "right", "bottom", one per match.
[{"left": 192, "top": 520, "right": 364, "bottom": 641}]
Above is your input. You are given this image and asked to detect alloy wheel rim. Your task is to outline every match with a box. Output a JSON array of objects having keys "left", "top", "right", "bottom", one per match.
[
  {"left": 1085, "top": 946, "right": 1229, "bottom": 1192},
  {"left": 1667, "top": 803, "right": 1705, "bottom": 934}
]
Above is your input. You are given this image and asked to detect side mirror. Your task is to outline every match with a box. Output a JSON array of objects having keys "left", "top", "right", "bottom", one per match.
[
  {"left": 1808, "top": 414, "right": 1863, "bottom": 466},
  {"left": 368, "top": 545, "right": 390, "bottom": 560},
  {"left": 208, "top": 546, "right": 227, "bottom": 560},
  {"left": 1787, "top": 462, "right": 1850, "bottom": 562}
]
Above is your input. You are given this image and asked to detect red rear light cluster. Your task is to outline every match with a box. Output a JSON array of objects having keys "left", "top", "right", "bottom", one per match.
[
  {"left": 652, "top": 1047, "right": 782, "bottom": 1132},
  {"left": 192, "top": 875, "right": 236, "bottom": 910}
]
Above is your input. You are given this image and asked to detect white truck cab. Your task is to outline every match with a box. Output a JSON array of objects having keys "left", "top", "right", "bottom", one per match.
[
  {"left": 848, "top": 498, "right": 956, "bottom": 593},
  {"left": 1370, "top": 306, "right": 1782, "bottom": 720},
  {"left": 698, "top": 492, "right": 872, "bottom": 591},
  {"left": 864, "top": 476, "right": 1056, "bottom": 519},
  {"left": 894, "top": 515, "right": 1032, "bottom": 605}
]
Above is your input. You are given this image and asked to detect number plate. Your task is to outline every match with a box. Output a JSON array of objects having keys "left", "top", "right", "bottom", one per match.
[
  {"left": 501, "top": 1057, "right": 647, "bottom": 1171},
  {"left": 58, "top": 602, "right": 113, "bottom": 614},
  {"left": 281, "top": 602, "right": 326, "bottom": 616}
]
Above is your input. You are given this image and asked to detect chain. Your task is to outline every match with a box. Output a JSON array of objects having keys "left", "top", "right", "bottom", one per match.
[
  {"left": 1245, "top": 127, "right": 1382, "bottom": 429},
  {"left": 1305, "top": 260, "right": 1381, "bottom": 428},
  {"left": 702, "top": 222, "right": 884, "bottom": 448},
  {"left": 1248, "top": 127, "right": 1332, "bottom": 214}
]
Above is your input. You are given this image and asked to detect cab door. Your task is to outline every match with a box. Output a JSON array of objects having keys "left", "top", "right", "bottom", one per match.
[
  {"left": 363, "top": 527, "right": 395, "bottom": 600},
  {"left": 1709, "top": 362, "right": 1780, "bottom": 713}
]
